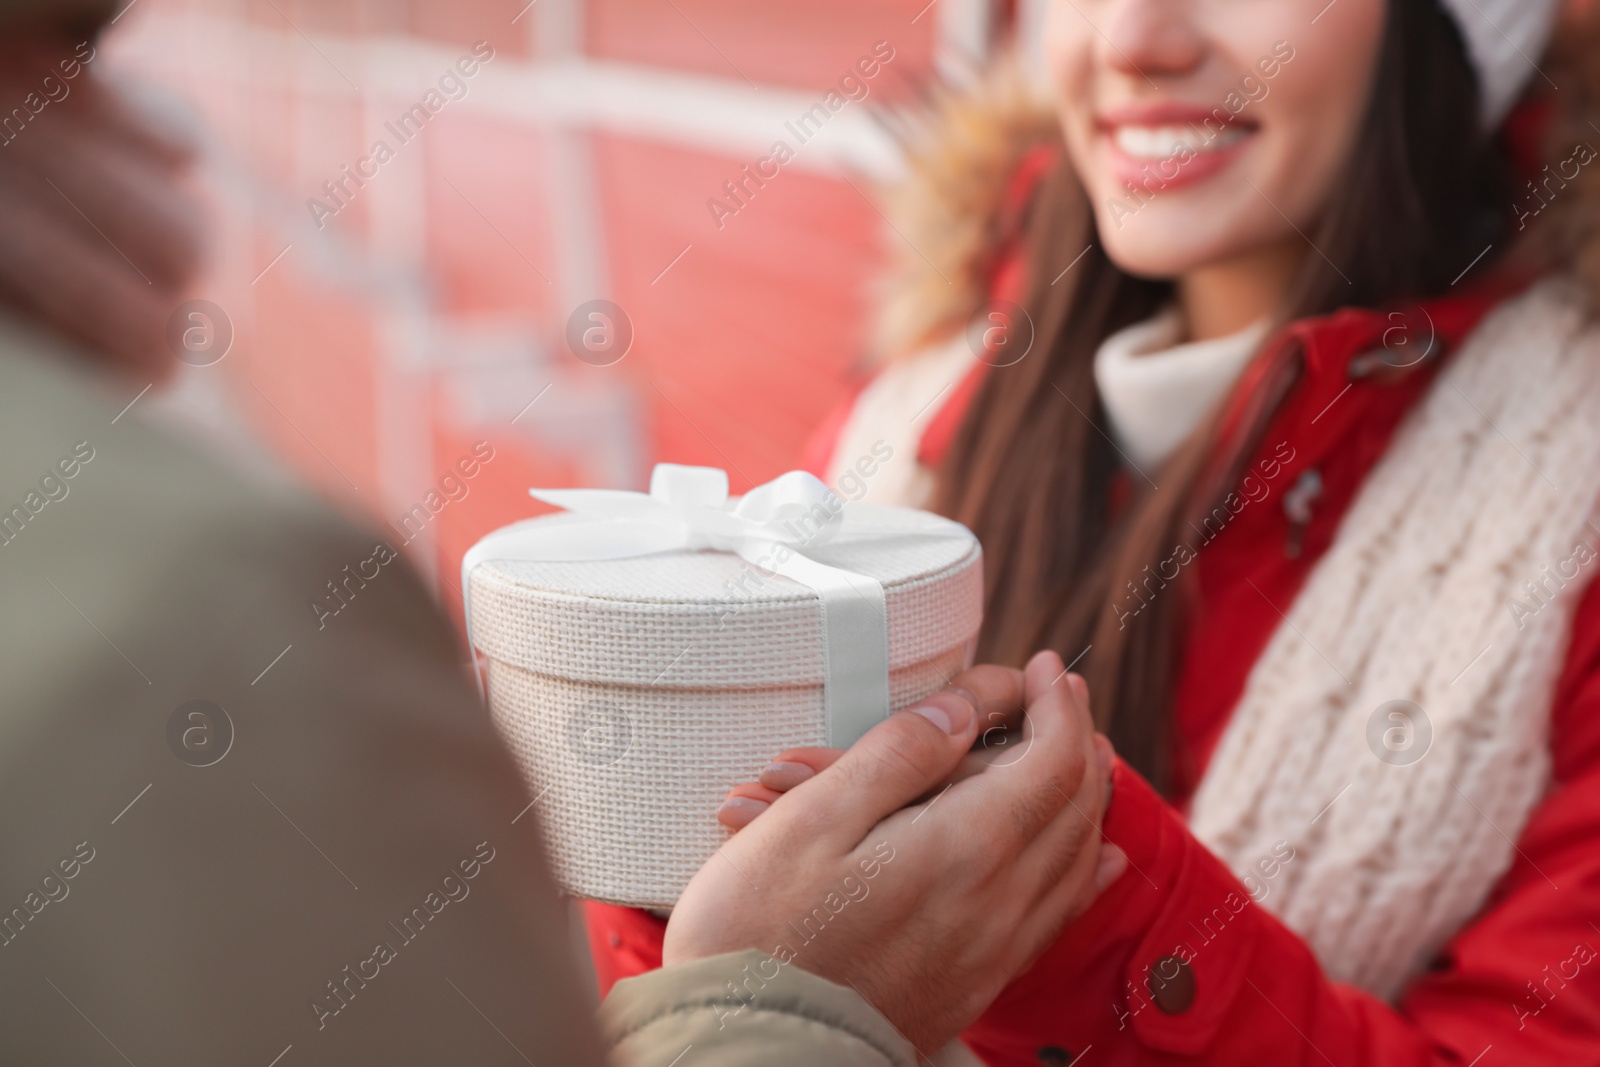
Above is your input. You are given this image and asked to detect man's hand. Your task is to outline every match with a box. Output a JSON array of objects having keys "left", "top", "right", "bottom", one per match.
[
  {"left": 0, "top": 26, "right": 206, "bottom": 380},
  {"left": 716, "top": 664, "right": 1117, "bottom": 827},
  {"left": 665, "top": 651, "right": 1122, "bottom": 1054}
]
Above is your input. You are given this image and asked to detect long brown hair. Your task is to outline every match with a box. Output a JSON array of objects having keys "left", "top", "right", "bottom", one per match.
[{"left": 932, "top": 0, "right": 1511, "bottom": 792}]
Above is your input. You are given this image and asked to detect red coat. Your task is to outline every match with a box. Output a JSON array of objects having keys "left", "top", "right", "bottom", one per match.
[{"left": 584, "top": 277, "right": 1600, "bottom": 1064}]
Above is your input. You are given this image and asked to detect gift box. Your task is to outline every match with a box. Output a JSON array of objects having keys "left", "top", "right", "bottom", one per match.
[{"left": 463, "top": 464, "right": 983, "bottom": 907}]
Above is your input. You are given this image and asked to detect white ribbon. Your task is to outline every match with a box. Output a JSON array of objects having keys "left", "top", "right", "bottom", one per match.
[{"left": 461, "top": 464, "right": 893, "bottom": 747}]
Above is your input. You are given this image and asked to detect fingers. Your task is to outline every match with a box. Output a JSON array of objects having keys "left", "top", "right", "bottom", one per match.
[
  {"left": 1095, "top": 842, "right": 1129, "bottom": 892},
  {"left": 958, "top": 664, "right": 1032, "bottom": 755},
  {"left": 1093, "top": 734, "right": 1115, "bottom": 809},
  {"left": 940, "top": 651, "right": 1099, "bottom": 854},
  {"left": 7, "top": 90, "right": 207, "bottom": 292},
  {"left": 719, "top": 747, "right": 846, "bottom": 830},
  {"left": 0, "top": 31, "right": 206, "bottom": 380},
  {"left": 1012, "top": 760, "right": 1119, "bottom": 966},
  {"left": 715, "top": 666, "right": 1055, "bottom": 836},
  {"left": 0, "top": 31, "right": 198, "bottom": 165},
  {"left": 1045, "top": 733, "right": 1121, "bottom": 895},
  {"left": 766, "top": 687, "right": 981, "bottom": 848},
  {"left": 949, "top": 663, "right": 1025, "bottom": 726},
  {"left": 0, "top": 184, "right": 174, "bottom": 378},
  {"left": 1012, "top": 832, "right": 1108, "bottom": 973},
  {"left": 79, "top": 73, "right": 205, "bottom": 168},
  {"left": 758, "top": 761, "right": 815, "bottom": 792},
  {"left": 13, "top": 115, "right": 207, "bottom": 289},
  {"left": 1006, "top": 674, "right": 1119, "bottom": 957},
  {"left": 716, "top": 789, "right": 776, "bottom": 831},
  {"left": 758, "top": 748, "right": 841, "bottom": 791}
]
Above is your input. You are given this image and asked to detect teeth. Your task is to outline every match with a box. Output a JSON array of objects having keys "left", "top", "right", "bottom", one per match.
[{"left": 1112, "top": 123, "right": 1249, "bottom": 160}]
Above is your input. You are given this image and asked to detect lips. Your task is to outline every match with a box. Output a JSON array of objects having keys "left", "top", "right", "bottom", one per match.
[{"left": 1096, "top": 102, "right": 1257, "bottom": 194}]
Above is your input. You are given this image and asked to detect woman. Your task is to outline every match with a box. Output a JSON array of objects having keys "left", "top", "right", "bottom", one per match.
[{"left": 596, "top": 0, "right": 1600, "bottom": 1062}]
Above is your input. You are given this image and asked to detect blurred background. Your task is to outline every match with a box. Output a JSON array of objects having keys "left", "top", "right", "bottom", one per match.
[{"left": 100, "top": 0, "right": 1050, "bottom": 623}]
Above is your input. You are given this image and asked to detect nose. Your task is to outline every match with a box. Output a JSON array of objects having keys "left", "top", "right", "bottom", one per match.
[{"left": 1097, "top": 0, "right": 1204, "bottom": 79}]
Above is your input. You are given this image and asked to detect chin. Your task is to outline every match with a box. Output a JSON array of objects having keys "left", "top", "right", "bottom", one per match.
[{"left": 1090, "top": 207, "right": 1230, "bottom": 281}]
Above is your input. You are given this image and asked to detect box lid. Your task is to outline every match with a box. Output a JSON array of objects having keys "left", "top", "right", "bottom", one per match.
[{"left": 467, "top": 504, "right": 982, "bottom": 689}]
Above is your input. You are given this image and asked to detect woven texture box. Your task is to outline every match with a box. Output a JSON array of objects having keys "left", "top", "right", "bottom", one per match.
[{"left": 467, "top": 491, "right": 983, "bottom": 908}]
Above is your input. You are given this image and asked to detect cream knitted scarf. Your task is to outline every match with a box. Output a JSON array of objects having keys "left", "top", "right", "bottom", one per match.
[
  {"left": 833, "top": 278, "right": 1600, "bottom": 1001},
  {"left": 1187, "top": 278, "right": 1600, "bottom": 999}
]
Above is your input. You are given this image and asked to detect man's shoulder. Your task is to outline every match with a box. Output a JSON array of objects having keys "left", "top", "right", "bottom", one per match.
[
  {"left": 0, "top": 318, "right": 453, "bottom": 713},
  {"left": 0, "top": 324, "right": 609, "bottom": 1066},
  {"left": 0, "top": 315, "right": 340, "bottom": 545}
]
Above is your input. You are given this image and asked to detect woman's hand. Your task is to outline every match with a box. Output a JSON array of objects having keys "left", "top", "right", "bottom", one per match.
[{"left": 665, "top": 651, "right": 1123, "bottom": 1054}]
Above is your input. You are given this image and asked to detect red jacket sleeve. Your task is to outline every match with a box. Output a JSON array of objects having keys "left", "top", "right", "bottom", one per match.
[
  {"left": 584, "top": 899, "right": 665, "bottom": 997},
  {"left": 966, "top": 577, "right": 1600, "bottom": 1066}
]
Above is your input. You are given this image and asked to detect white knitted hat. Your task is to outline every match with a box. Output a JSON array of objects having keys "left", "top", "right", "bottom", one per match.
[{"left": 1437, "top": 0, "right": 1560, "bottom": 127}]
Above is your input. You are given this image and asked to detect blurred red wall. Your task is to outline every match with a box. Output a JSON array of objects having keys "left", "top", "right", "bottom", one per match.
[{"left": 105, "top": 0, "right": 1002, "bottom": 623}]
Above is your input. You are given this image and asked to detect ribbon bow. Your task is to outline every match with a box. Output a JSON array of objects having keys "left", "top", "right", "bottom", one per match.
[{"left": 462, "top": 464, "right": 891, "bottom": 746}]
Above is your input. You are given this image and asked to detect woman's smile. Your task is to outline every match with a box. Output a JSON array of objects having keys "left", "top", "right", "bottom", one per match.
[
  {"left": 1048, "top": 0, "right": 1386, "bottom": 305},
  {"left": 1096, "top": 101, "right": 1259, "bottom": 192}
]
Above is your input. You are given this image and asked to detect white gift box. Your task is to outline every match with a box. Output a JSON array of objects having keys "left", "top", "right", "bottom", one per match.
[{"left": 463, "top": 464, "right": 983, "bottom": 907}]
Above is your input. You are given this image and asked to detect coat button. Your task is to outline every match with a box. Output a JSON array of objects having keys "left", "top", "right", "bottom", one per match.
[
  {"left": 1147, "top": 955, "right": 1197, "bottom": 1014},
  {"left": 1036, "top": 1047, "right": 1073, "bottom": 1065}
]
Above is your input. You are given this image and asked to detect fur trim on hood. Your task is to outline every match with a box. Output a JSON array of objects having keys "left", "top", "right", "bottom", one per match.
[
  {"left": 869, "top": 60, "right": 1060, "bottom": 363},
  {"left": 869, "top": 6, "right": 1600, "bottom": 363}
]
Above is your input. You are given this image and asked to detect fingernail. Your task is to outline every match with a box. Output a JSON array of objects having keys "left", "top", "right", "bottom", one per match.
[
  {"left": 915, "top": 684, "right": 972, "bottom": 735},
  {"left": 759, "top": 761, "right": 815, "bottom": 791},
  {"left": 911, "top": 692, "right": 972, "bottom": 735},
  {"left": 716, "top": 796, "right": 769, "bottom": 824}
]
